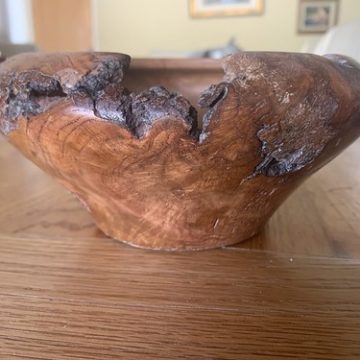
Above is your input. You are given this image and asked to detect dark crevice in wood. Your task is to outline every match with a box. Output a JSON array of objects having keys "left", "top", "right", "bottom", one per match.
[
  {"left": 198, "top": 82, "right": 229, "bottom": 143},
  {"left": 73, "top": 55, "right": 130, "bottom": 97},
  {"left": 1, "top": 71, "right": 67, "bottom": 134}
]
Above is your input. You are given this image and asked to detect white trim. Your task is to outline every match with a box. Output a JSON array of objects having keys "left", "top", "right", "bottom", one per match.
[{"left": 5, "top": 0, "right": 34, "bottom": 44}]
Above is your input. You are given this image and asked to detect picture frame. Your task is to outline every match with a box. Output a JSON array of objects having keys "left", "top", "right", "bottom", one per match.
[
  {"left": 189, "top": 0, "right": 264, "bottom": 18},
  {"left": 298, "top": 0, "right": 339, "bottom": 33}
]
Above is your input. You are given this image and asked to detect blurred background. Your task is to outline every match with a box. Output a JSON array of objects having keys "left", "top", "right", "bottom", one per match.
[{"left": 0, "top": 0, "right": 359, "bottom": 60}]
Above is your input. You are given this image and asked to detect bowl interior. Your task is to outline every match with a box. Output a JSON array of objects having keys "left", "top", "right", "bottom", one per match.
[{"left": 123, "top": 58, "right": 224, "bottom": 125}]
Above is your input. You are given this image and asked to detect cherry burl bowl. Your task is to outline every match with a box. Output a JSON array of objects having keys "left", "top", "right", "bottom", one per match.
[{"left": 0, "top": 52, "right": 360, "bottom": 250}]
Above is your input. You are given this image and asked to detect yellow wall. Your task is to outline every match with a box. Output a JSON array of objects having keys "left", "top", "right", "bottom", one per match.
[{"left": 96, "top": 0, "right": 360, "bottom": 56}]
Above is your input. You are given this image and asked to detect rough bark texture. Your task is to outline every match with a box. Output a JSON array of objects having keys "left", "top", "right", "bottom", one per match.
[{"left": 0, "top": 52, "right": 360, "bottom": 250}]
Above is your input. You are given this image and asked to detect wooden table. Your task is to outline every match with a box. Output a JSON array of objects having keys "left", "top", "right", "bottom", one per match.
[{"left": 0, "top": 137, "right": 360, "bottom": 359}]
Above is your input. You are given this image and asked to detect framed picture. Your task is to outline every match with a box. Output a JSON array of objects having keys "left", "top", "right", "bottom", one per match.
[
  {"left": 189, "top": 0, "right": 264, "bottom": 18},
  {"left": 298, "top": 0, "right": 339, "bottom": 33}
]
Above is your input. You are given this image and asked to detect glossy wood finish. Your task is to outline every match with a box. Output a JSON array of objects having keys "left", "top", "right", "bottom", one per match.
[
  {"left": 1, "top": 138, "right": 360, "bottom": 257},
  {"left": 1, "top": 138, "right": 360, "bottom": 358},
  {"left": 1, "top": 52, "right": 360, "bottom": 250}
]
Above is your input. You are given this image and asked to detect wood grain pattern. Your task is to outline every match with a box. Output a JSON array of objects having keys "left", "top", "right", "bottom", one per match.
[
  {"left": 0, "top": 52, "right": 360, "bottom": 251},
  {"left": 1, "top": 137, "right": 360, "bottom": 258},
  {"left": 0, "top": 237, "right": 360, "bottom": 359},
  {"left": 1, "top": 138, "right": 360, "bottom": 358}
]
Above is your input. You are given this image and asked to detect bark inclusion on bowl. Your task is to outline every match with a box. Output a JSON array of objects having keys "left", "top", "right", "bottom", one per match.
[
  {"left": 1, "top": 52, "right": 338, "bottom": 178},
  {"left": 1, "top": 55, "right": 207, "bottom": 141}
]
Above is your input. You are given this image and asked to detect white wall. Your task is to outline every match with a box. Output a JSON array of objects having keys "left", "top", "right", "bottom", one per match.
[
  {"left": 0, "top": 0, "right": 33, "bottom": 44},
  {"left": 95, "top": 0, "right": 360, "bottom": 56},
  {"left": 5, "top": 0, "right": 33, "bottom": 44}
]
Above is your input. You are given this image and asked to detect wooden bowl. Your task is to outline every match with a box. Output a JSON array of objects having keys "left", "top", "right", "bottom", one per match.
[{"left": 0, "top": 52, "right": 360, "bottom": 250}]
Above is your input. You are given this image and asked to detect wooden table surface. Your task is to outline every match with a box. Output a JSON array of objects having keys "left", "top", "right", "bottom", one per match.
[{"left": 0, "top": 137, "right": 360, "bottom": 359}]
